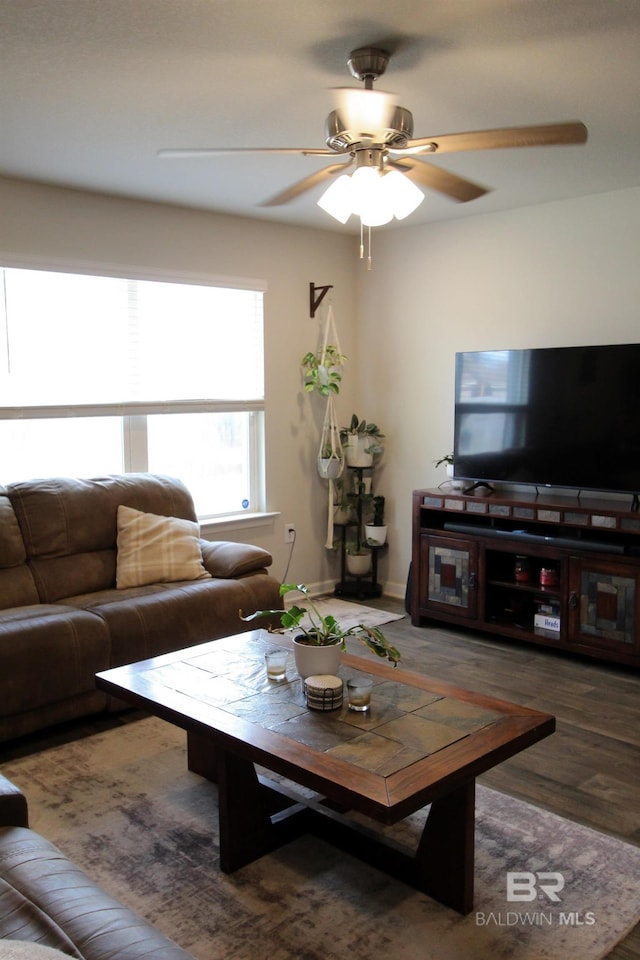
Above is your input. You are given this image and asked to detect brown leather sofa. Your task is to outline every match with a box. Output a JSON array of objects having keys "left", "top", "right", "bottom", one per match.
[
  {"left": 0, "top": 772, "right": 196, "bottom": 958},
  {"left": 0, "top": 474, "right": 282, "bottom": 743}
]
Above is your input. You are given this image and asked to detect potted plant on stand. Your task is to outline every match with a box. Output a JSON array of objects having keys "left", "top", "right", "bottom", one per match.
[
  {"left": 340, "top": 414, "right": 385, "bottom": 467},
  {"left": 241, "top": 582, "right": 401, "bottom": 678},
  {"left": 365, "top": 495, "right": 387, "bottom": 546}
]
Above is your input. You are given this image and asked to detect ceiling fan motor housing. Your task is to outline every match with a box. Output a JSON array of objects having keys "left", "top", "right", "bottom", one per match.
[
  {"left": 347, "top": 47, "right": 390, "bottom": 85},
  {"left": 324, "top": 105, "right": 414, "bottom": 152}
]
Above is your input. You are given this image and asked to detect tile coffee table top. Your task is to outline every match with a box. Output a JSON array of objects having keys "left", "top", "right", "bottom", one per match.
[{"left": 135, "top": 632, "right": 505, "bottom": 778}]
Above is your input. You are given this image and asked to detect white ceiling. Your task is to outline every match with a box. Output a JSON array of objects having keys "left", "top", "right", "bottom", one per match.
[{"left": 2, "top": 0, "right": 640, "bottom": 234}]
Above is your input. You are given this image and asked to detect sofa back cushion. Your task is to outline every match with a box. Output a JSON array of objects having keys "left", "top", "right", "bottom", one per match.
[
  {"left": 7, "top": 474, "right": 199, "bottom": 603},
  {"left": 0, "top": 488, "right": 40, "bottom": 609}
]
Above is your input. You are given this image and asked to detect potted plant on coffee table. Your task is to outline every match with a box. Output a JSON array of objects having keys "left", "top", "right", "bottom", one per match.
[{"left": 241, "top": 582, "right": 401, "bottom": 678}]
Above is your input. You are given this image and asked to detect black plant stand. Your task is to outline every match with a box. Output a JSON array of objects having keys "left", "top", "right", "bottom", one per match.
[{"left": 333, "top": 521, "right": 386, "bottom": 599}]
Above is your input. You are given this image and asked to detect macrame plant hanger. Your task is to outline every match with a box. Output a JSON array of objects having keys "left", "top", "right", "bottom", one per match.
[{"left": 314, "top": 302, "right": 344, "bottom": 549}]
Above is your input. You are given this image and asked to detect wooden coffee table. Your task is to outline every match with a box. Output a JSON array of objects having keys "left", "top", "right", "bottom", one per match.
[{"left": 96, "top": 630, "right": 554, "bottom": 914}]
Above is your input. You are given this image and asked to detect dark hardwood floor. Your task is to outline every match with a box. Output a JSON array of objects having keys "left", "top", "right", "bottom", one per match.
[
  {"left": 2, "top": 598, "right": 638, "bottom": 957},
  {"left": 366, "top": 597, "right": 640, "bottom": 960}
]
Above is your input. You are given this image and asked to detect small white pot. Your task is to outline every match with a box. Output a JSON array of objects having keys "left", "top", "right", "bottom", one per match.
[
  {"left": 293, "top": 636, "right": 342, "bottom": 679},
  {"left": 446, "top": 463, "right": 465, "bottom": 490},
  {"left": 364, "top": 524, "right": 387, "bottom": 546}
]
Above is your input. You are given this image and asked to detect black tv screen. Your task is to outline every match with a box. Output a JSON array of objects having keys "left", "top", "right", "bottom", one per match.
[{"left": 454, "top": 343, "right": 640, "bottom": 496}]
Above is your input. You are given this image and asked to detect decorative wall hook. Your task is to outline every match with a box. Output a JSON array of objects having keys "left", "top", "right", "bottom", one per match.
[{"left": 309, "top": 282, "right": 333, "bottom": 319}]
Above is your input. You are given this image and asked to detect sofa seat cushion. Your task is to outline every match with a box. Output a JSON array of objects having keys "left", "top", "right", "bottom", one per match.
[
  {"left": 0, "top": 827, "right": 194, "bottom": 959},
  {"left": 116, "top": 506, "right": 210, "bottom": 589},
  {"left": 63, "top": 574, "right": 282, "bottom": 666},
  {"left": 0, "top": 606, "right": 110, "bottom": 719}
]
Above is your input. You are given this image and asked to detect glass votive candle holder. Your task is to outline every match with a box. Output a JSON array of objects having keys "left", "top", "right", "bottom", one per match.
[
  {"left": 265, "top": 649, "right": 288, "bottom": 681},
  {"left": 347, "top": 676, "right": 373, "bottom": 712}
]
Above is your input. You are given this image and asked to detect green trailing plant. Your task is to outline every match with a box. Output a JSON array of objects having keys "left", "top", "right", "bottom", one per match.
[
  {"left": 320, "top": 443, "right": 343, "bottom": 460},
  {"left": 345, "top": 541, "right": 370, "bottom": 557},
  {"left": 340, "top": 414, "right": 385, "bottom": 455},
  {"left": 241, "top": 582, "right": 400, "bottom": 665},
  {"left": 301, "top": 345, "right": 347, "bottom": 396},
  {"left": 434, "top": 453, "right": 454, "bottom": 469}
]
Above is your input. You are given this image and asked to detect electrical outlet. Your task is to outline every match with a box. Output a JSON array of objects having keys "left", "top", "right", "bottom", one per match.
[{"left": 284, "top": 522, "right": 296, "bottom": 543}]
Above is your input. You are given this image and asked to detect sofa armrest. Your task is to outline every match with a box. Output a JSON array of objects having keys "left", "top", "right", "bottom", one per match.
[
  {"left": 199, "top": 539, "right": 273, "bottom": 578},
  {"left": 0, "top": 773, "right": 29, "bottom": 827}
]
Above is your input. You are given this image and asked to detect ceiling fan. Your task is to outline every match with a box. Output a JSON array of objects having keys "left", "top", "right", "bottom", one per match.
[{"left": 158, "top": 46, "right": 588, "bottom": 218}]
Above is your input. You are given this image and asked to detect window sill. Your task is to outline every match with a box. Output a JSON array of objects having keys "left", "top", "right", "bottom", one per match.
[{"left": 200, "top": 512, "right": 278, "bottom": 539}]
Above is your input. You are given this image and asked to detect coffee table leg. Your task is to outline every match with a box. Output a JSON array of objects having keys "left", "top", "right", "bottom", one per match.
[
  {"left": 415, "top": 780, "right": 475, "bottom": 914},
  {"left": 216, "top": 747, "right": 310, "bottom": 873},
  {"left": 217, "top": 748, "right": 272, "bottom": 872}
]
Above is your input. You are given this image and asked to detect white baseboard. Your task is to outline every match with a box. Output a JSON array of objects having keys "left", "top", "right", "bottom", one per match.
[{"left": 305, "top": 579, "right": 407, "bottom": 602}]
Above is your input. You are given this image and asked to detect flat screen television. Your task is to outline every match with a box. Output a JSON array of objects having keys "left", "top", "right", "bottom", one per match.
[{"left": 453, "top": 343, "right": 640, "bottom": 498}]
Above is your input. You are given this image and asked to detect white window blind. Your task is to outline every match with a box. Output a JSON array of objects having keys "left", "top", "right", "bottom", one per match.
[{"left": 0, "top": 266, "right": 265, "bottom": 518}]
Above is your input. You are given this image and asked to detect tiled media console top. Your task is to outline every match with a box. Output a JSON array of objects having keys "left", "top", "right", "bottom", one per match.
[{"left": 418, "top": 489, "right": 640, "bottom": 534}]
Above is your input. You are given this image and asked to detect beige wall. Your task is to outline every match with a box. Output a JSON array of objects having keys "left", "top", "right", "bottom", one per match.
[
  {"left": 359, "top": 186, "right": 640, "bottom": 596},
  {"left": 0, "top": 176, "right": 359, "bottom": 591},
  {"left": 2, "top": 177, "right": 640, "bottom": 598}
]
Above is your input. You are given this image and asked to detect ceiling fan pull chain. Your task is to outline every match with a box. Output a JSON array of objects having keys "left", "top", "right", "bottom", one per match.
[
  {"left": 359, "top": 219, "right": 364, "bottom": 261},
  {"left": 367, "top": 224, "right": 372, "bottom": 271}
]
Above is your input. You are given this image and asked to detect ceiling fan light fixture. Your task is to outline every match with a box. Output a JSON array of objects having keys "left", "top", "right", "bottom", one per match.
[
  {"left": 316, "top": 174, "right": 353, "bottom": 223},
  {"left": 350, "top": 166, "right": 393, "bottom": 226},
  {"left": 317, "top": 165, "right": 424, "bottom": 226},
  {"left": 380, "top": 169, "right": 425, "bottom": 220}
]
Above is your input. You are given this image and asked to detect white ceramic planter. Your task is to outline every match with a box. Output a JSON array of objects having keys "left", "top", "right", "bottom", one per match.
[
  {"left": 344, "top": 435, "right": 373, "bottom": 468},
  {"left": 317, "top": 456, "right": 343, "bottom": 479},
  {"left": 364, "top": 524, "right": 387, "bottom": 546},
  {"left": 293, "top": 636, "right": 342, "bottom": 679},
  {"left": 346, "top": 552, "right": 372, "bottom": 576}
]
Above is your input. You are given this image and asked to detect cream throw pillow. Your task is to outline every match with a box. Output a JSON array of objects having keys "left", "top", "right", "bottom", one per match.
[{"left": 116, "top": 505, "right": 211, "bottom": 589}]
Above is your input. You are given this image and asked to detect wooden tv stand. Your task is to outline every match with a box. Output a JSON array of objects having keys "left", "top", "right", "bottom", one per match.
[{"left": 411, "top": 488, "right": 640, "bottom": 668}]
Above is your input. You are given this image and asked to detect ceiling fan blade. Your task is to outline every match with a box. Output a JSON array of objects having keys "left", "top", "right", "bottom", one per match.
[
  {"left": 404, "top": 121, "right": 588, "bottom": 155},
  {"left": 259, "top": 161, "right": 354, "bottom": 207},
  {"left": 391, "top": 159, "right": 490, "bottom": 203},
  {"left": 158, "top": 147, "right": 341, "bottom": 158}
]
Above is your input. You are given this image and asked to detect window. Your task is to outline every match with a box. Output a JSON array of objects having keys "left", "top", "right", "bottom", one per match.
[{"left": 0, "top": 266, "right": 265, "bottom": 518}]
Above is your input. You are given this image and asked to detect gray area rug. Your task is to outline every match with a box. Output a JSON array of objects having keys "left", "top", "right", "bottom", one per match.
[
  {"left": 281, "top": 597, "right": 406, "bottom": 633},
  {"left": 3, "top": 715, "right": 639, "bottom": 960}
]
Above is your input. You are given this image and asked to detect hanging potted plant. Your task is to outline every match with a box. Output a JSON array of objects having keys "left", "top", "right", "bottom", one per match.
[
  {"left": 241, "top": 582, "right": 400, "bottom": 678},
  {"left": 365, "top": 495, "right": 387, "bottom": 546},
  {"left": 316, "top": 396, "right": 344, "bottom": 479},
  {"left": 340, "top": 414, "right": 385, "bottom": 467},
  {"left": 302, "top": 344, "right": 347, "bottom": 397},
  {"left": 317, "top": 444, "right": 343, "bottom": 479}
]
